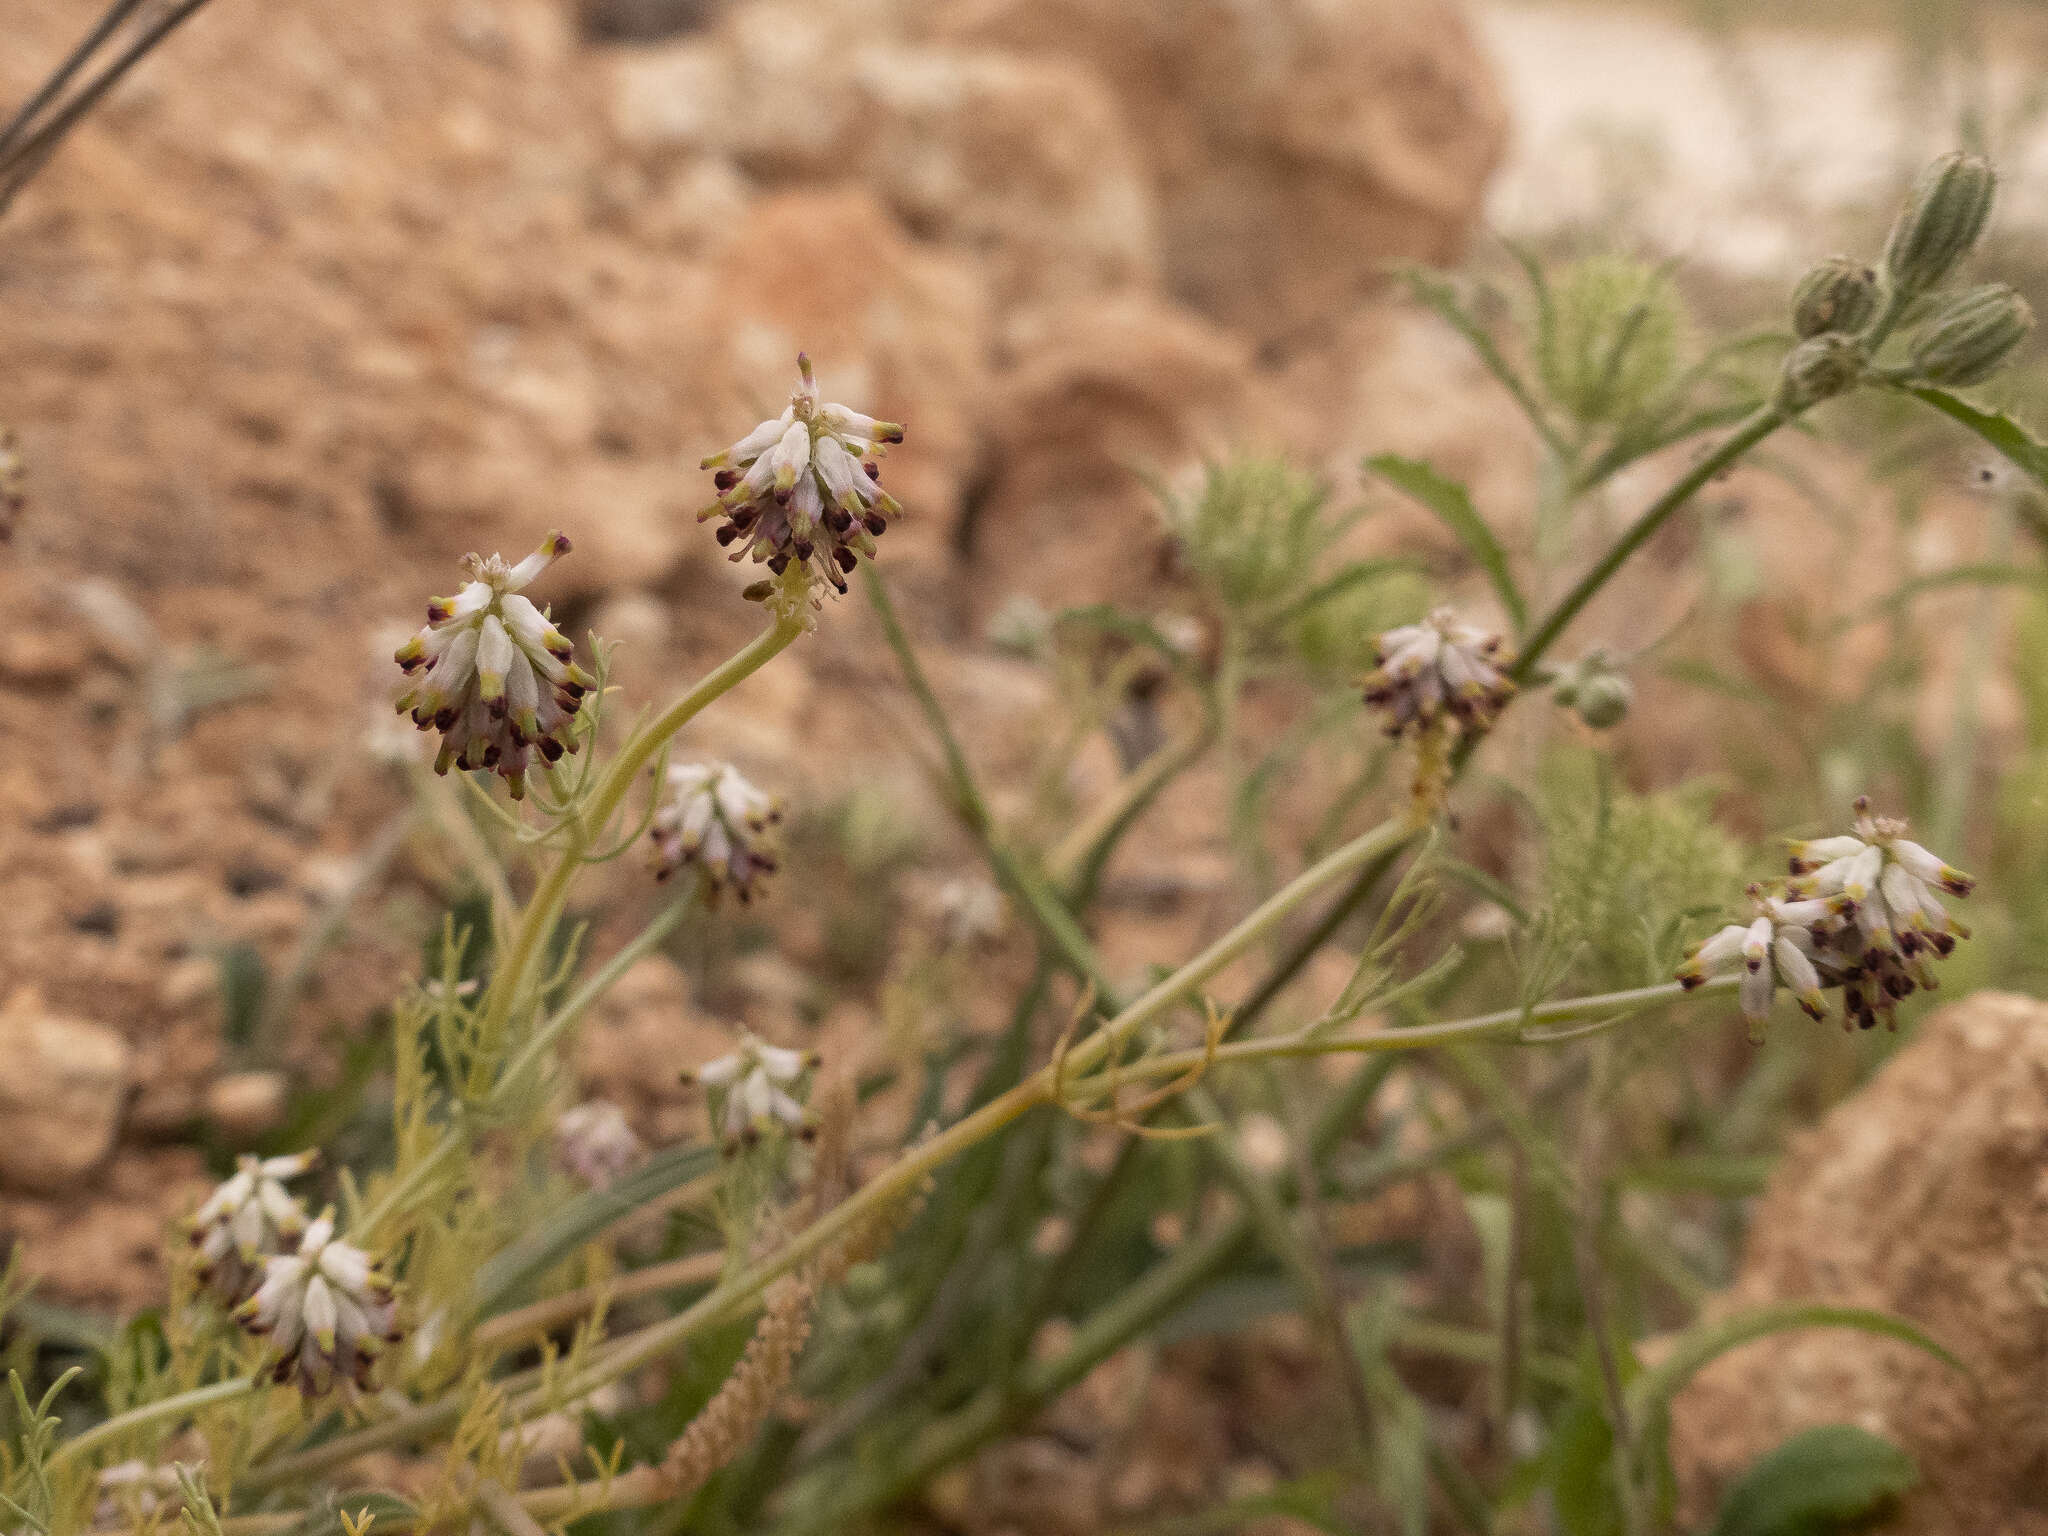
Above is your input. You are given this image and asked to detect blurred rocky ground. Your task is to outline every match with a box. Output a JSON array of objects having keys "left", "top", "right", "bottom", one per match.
[{"left": 0, "top": 0, "right": 1514, "bottom": 1300}]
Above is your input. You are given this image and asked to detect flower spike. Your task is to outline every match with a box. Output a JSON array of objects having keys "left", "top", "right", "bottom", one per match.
[
  {"left": 187, "top": 1151, "right": 318, "bottom": 1306},
  {"left": 236, "top": 1208, "right": 400, "bottom": 1400},
  {"left": 699, "top": 355, "right": 905, "bottom": 600},
  {"left": 649, "top": 762, "right": 782, "bottom": 903},
  {"left": 1682, "top": 799, "right": 1975, "bottom": 1037},
  {"left": 392, "top": 531, "right": 596, "bottom": 799}
]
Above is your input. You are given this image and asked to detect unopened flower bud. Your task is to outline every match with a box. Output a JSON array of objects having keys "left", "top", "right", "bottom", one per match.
[
  {"left": 1909, "top": 282, "right": 2034, "bottom": 387},
  {"left": 1791, "top": 256, "right": 1879, "bottom": 338},
  {"left": 1552, "top": 650, "right": 1633, "bottom": 729},
  {"left": 1883, "top": 150, "right": 1996, "bottom": 299},
  {"left": 1775, "top": 333, "right": 1864, "bottom": 412}
]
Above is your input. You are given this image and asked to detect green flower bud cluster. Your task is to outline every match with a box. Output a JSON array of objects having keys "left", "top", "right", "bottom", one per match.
[
  {"left": 1551, "top": 650, "right": 1634, "bottom": 729},
  {"left": 1772, "top": 152, "right": 2028, "bottom": 410}
]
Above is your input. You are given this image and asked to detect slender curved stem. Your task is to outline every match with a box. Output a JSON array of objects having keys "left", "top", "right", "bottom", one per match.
[
  {"left": 474, "top": 616, "right": 803, "bottom": 1061},
  {"left": 235, "top": 814, "right": 1421, "bottom": 1491},
  {"left": 1511, "top": 404, "right": 1786, "bottom": 683},
  {"left": 47, "top": 1375, "right": 259, "bottom": 1476}
]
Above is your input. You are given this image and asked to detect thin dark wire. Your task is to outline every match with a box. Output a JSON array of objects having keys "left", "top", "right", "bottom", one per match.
[
  {"left": 0, "top": 0, "right": 218, "bottom": 218},
  {"left": 0, "top": 0, "right": 152, "bottom": 160}
]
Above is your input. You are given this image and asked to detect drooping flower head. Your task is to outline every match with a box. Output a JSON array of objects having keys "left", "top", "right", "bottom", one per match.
[
  {"left": 1363, "top": 608, "right": 1516, "bottom": 738},
  {"left": 1678, "top": 799, "right": 1975, "bottom": 1037},
  {"left": 1786, "top": 797, "right": 1975, "bottom": 1030},
  {"left": 682, "top": 1033, "right": 818, "bottom": 1152},
  {"left": 186, "top": 1151, "right": 317, "bottom": 1305},
  {"left": 555, "top": 1100, "right": 644, "bottom": 1190},
  {"left": 237, "top": 1208, "right": 400, "bottom": 1399},
  {"left": 393, "top": 532, "right": 597, "bottom": 800},
  {"left": 699, "top": 355, "right": 904, "bottom": 598},
  {"left": 649, "top": 761, "right": 782, "bottom": 903},
  {"left": 1678, "top": 885, "right": 1847, "bottom": 1041}
]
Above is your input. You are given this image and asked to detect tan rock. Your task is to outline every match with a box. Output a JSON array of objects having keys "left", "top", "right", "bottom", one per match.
[
  {"left": 964, "top": 291, "right": 1263, "bottom": 621},
  {"left": 1666, "top": 991, "right": 2048, "bottom": 1535},
  {"left": 578, "top": 954, "right": 734, "bottom": 1119},
  {"left": 205, "top": 1070, "right": 291, "bottom": 1141},
  {"left": 609, "top": 12, "right": 1157, "bottom": 304},
  {"left": 931, "top": 0, "right": 1508, "bottom": 342},
  {"left": 0, "top": 987, "right": 131, "bottom": 1193}
]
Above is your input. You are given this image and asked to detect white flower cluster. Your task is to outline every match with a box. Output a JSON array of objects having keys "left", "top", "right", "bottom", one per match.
[
  {"left": 684, "top": 1033, "right": 818, "bottom": 1152},
  {"left": 555, "top": 1099, "right": 644, "bottom": 1190},
  {"left": 1679, "top": 798, "right": 1975, "bottom": 1036},
  {"left": 1363, "top": 608, "right": 1516, "bottom": 738},
  {"left": 237, "top": 1208, "right": 400, "bottom": 1399},
  {"left": 699, "top": 354, "right": 904, "bottom": 598},
  {"left": 393, "top": 532, "right": 597, "bottom": 800},
  {"left": 649, "top": 761, "right": 782, "bottom": 903},
  {"left": 187, "top": 1151, "right": 317, "bottom": 1305}
]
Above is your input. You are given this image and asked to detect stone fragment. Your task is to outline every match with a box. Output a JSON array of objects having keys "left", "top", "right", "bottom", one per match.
[{"left": 0, "top": 987, "right": 131, "bottom": 1193}]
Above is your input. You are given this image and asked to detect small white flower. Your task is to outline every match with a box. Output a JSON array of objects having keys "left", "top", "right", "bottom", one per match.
[
  {"left": 1678, "top": 886, "right": 1844, "bottom": 1038},
  {"left": 683, "top": 1033, "right": 817, "bottom": 1151},
  {"left": 555, "top": 1100, "right": 644, "bottom": 1190},
  {"left": 237, "top": 1209, "right": 400, "bottom": 1399},
  {"left": 187, "top": 1151, "right": 317, "bottom": 1305},
  {"left": 1363, "top": 608, "right": 1515, "bottom": 737},
  {"left": 936, "top": 877, "right": 1005, "bottom": 949},
  {"left": 699, "top": 354, "right": 904, "bottom": 598},
  {"left": 649, "top": 761, "right": 782, "bottom": 903},
  {"left": 95, "top": 1460, "right": 185, "bottom": 1524},
  {"left": 1682, "top": 799, "right": 1976, "bottom": 1037},
  {"left": 393, "top": 531, "right": 596, "bottom": 800}
]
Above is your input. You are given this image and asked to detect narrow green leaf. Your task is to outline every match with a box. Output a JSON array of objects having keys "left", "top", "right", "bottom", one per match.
[
  {"left": 1551, "top": 1391, "right": 1625, "bottom": 1536},
  {"left": 1709, "top": 1425, "right": 1917, "bottom": 1536},
  {"left": 1366, "top": 454, "right": 1528, "bottom": 632},
  {"left": 1834, "top": 560, "right": 2042, "bottom": 629},
  {"left": 1901, "top": 384, "right": 2048, "bottom": 493},
  {"left": 215, "top": 942, "right": 267, "bottom": 1052},
  {"left": 472, "top": 1140, "right": 717, "bottom": 1315},
  {"left": 1628, "top": 1303, "right": 1968, "bottom": 1427}
]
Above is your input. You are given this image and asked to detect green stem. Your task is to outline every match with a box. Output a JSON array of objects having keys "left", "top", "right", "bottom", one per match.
[
  {"left": 237, "top": 815, "right": 1421, "bottom": 1492},
  {"left": 46, "top": 1375, "right": 258, "bottom": 1475},
  {"left": 474, "top": 615, "right": 803, "bottom": 1066},
  {"left": 1512, "top": 404, "right": 1786, "bottom": 683}
]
